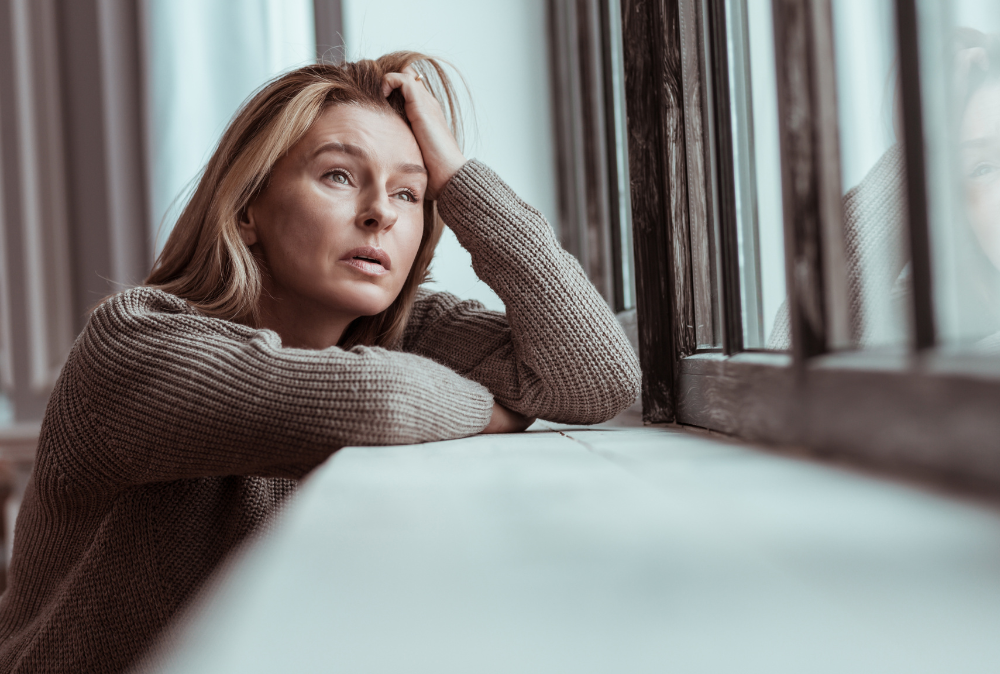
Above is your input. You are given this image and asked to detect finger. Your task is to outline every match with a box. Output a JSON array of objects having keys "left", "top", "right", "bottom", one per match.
[
  {"left": 381, "top": 72, "right": 408, "bottom": 98},
  {"left": 381, "top": 69, "right": 424, "bottom": 98}
]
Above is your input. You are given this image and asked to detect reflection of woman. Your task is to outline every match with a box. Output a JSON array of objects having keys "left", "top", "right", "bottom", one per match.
[
  {"left": 954, "top": 29, "right": 1000, "bottom": 345},
  {"left": 771, "top": 28, "right": 1000, "bottom": 350},
  {"left": 0, "top": 54, "right": 640, "bottom": 671}
]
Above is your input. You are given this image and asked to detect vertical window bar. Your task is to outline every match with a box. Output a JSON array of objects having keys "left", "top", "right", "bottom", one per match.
[
  {"left": 893, "top": 0, "right": 935, "bottom": 351},
  {"left": 771, "top": 0, "right": 828, "bottom": 360},
  {"left": 679, "top": 0, "right": 719, "bottom": 348},
  {"left": 705, "top": 0, "right": 744, "bottom": 355},
  {"left": 619, "top": 0, "right": 688, "bottom": 422},
  {"left": 810, "top": 0, "right": 851, "bottom": 352},
  {"left": 601, "top": 0, "right": 635, "bottom": 313}
]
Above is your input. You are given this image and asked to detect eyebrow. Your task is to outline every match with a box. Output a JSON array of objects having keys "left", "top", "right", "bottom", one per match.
[
  {"left": 961, "top": 136, "right": 1000, "bottom": 149},
  {"left": 312, "top": 141, "right": 428, "bottom": 176}
]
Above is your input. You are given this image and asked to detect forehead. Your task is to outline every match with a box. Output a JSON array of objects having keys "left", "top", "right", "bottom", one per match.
[
  {"left": 962, "top": 80, "right": 1000, "bottom": 141},
  {"left": 298, "top": 104, "right": 424, "bottom": 165}
]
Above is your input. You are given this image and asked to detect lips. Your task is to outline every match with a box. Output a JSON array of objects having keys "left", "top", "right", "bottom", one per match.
[{"left": 340, "top": 246, "right": 391, "bottom": 276}]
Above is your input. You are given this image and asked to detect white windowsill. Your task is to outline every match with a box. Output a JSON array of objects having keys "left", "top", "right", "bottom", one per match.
[{"left": 147, "top": 416, "right": 1000, "bottom": 673}]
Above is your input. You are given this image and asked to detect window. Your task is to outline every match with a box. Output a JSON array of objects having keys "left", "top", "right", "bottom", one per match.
[
  {"left": 622, "top": 0, "right": 1000, "bottom": 486},
  {"left": 142, "top": 0, "right": 317, "bottom": 254}
]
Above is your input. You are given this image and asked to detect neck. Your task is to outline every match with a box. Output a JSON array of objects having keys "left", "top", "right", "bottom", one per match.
[{"left": 256, "top": 287, "right": 355, "bottom": 350}]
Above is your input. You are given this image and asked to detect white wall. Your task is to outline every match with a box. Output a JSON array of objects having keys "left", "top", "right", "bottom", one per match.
[{"left": 343, "top": 0, "right": 558, "bottom": 312}]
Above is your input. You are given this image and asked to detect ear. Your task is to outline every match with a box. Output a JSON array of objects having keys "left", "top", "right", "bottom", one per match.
[{"left": 238, "top": 204, "right": 259, "bottom": 247}]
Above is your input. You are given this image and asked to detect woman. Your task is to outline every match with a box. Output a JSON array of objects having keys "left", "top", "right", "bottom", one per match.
[
  {"left": 770, "top": 29, "right": 1000, "bottom": 350},
  {"left": 0, "top": 53, "right": 640, "bottom": 672}
]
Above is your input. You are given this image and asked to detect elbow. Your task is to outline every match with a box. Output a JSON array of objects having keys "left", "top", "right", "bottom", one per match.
[
  {"left": 542, "top": 350, "right": 642, "bottom": 425},
  {"left": 594, "top": 351, "right": 642, "bottom": 423}
]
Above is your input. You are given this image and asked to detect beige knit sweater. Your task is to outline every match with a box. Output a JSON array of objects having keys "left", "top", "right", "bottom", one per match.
[{"left": 0, "top": 161, "right": 641, "bottom": 673}]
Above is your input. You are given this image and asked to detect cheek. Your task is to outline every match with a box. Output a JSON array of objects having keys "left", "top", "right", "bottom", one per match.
[
  {"left": 392, "top": 214, "right": 426, "bottom": 277},
  {"left": 967, "top": 182, "right": 1000, "bottom": 264},
  {"left": 263, "top": 197, "right": 351, "bottom": 278}
]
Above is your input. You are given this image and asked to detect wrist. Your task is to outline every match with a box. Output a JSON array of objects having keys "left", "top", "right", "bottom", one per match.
[{"left": 432, "top": 155, "right": 467, "bottom": 196}]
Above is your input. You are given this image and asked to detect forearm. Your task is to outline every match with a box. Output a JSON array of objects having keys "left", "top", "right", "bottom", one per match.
[
  {"left": 76, "top": 289, "right": 494, "bottom": 486},
  {"left": 434, "top": 161, "right": 640, "bottom": 423}
]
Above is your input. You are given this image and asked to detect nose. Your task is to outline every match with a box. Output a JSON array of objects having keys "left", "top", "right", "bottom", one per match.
[{"left": 355, "top": 190, "right": 398, "bottom": 233}]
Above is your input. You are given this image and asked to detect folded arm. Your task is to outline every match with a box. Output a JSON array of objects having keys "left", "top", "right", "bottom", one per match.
[
  {"left": 73, "top": 288, "right": 494, "bottom": 486},
  {"left": 403, "top": 161, "right": 641, "bottom": 425}
]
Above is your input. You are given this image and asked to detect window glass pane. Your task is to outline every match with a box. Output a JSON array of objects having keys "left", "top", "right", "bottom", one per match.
[
  {"left": 725, "top": 0, "right": 788, "bottom": 349},
  {"left": 143, "top": 0, "right": 316, "bottom": 254},
  {"left": 831, "top": 0, "right": 911, "bottom": 348},
  {"left": 916, "top": 0, "right": 1000, "bottom": 350}
]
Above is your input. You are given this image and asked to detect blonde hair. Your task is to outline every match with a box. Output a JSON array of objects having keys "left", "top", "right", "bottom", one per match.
[{"left": 145, "top": 53, "right": 462, "bottom": 349}]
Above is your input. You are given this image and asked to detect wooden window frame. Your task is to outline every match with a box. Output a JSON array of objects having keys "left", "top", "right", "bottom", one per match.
[
  {"left": 549, "top": 0, "right": 636, "bottom": 312},
  {"left": 620, "top": 0, "right": 1000, "bottom": 489}
]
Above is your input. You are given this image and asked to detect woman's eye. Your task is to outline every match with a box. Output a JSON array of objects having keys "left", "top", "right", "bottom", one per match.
[
  {"left": 326, "top": 170, "right": 350, "bottom": 185},
  {"left": 970, "top": 163, "right": 998, "bottom": 179},
  {"left": 397, "top": 190, "right": 417, "bottom": 203}
]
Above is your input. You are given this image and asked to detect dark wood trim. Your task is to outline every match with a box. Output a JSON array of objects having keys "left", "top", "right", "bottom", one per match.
[
  {"left": 549, "top": 0, "right": 636, "bottom": 309},
  {"left": 622, "top": 0, "right": 1000, "bottom": 491},
  {"left": 599, "top": 0, "right": 634, "bottom": 312},
  {"left": 677, "top": 352, "right": 1000, "bottom": 489},
  {"left": 809, "top": 0, "right": 851, "bottom": 349},
  {"left": 894, "top": 0, "right": 935, "bottom": 351},
  {"left": 771, "top": 0, "right": 828, "bottom": 361},
  {"left": 620, "top": 0, "right": 692, "bottom": 422},
  {"left": 678, "top": 0, "right": 718, "bottom": 348}
]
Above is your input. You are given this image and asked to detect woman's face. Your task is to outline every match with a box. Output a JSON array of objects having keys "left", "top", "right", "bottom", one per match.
[
  {"left": 242, "top": 104, "right": 427, "bottom": 322},
  {"left": 961, "top": 79, "right": 1000, "bottom": 269}
]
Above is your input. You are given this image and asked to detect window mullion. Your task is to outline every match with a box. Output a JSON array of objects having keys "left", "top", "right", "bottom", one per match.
[
  {"left": 771, "top": 0, "right": 830, "bottom": 361},
  {"left": 893, "top": 0, "right": 936, "bottom": 352},
  {"left": 705, "top": 0, "right": 745, "bottom": 355}
]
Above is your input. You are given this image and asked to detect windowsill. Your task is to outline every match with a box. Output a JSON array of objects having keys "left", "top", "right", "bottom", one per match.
[{"left": 148, "top": 417, "right": 1000, "bottom": 673}]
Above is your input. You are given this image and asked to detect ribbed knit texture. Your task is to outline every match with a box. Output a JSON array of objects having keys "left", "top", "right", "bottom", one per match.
[
  {"left": 768, "top": 145, "right": 908, "bottom": 349},
  {"left": 0, "top": 160, "right": 641, "bottom": 673}
]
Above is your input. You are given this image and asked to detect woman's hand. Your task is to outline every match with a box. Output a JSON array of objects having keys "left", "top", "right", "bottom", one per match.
[
  {"left": 481, "top": 402, "right": 535, "bottom": 434},
  {"left": 382, "top": 68, "right": 467, "bottom": 197},
  {"left": 954, "top": 46, "right": 990, "bottom": 103}
]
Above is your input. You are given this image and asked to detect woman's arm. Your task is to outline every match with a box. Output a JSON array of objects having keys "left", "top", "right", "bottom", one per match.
[
  {"left": 403, "top": 162, "right": 641, "bottom": 424},
  {"left": 72, "top": 288, "right": 494, "bottom": 486},
  {"left": 385, "top": 67, "right": 640, "bottom": 424}
]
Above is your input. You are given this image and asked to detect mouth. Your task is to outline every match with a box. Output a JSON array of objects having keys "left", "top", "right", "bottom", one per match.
[{"left": 340, "top": 246, "right": 391, "bottom": 276}]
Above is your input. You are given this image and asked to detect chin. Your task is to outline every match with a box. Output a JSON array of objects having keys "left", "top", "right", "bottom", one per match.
[{"left": 334, "top": 286, "right": 400, "bottom": 317}]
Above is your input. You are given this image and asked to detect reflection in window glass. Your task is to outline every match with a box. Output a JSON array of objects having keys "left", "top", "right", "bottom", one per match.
[
  {"left": 725, "top": 0, "right": 787, "bottom": 349},
  {"left": 831, "top": 0, "right": 911, "bottom": 348},
  {"left": 918, "top": 0, "right": 1000, "bottom": 351}
]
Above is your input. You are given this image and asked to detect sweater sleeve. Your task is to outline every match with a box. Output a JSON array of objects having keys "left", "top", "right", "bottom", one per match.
[
  {"left": 402, "top": 160, "right": 641, "bottom": 424},
  {"left": 71, "top": 288, "right": 494, "bottom": 486}
]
